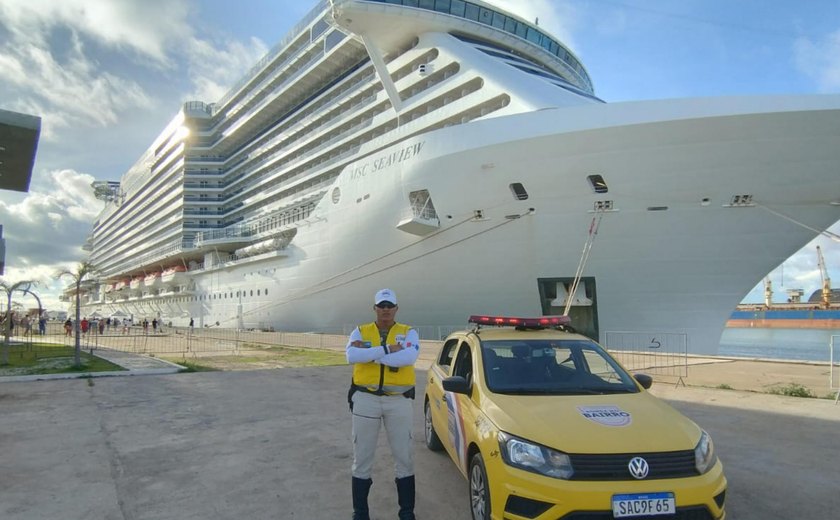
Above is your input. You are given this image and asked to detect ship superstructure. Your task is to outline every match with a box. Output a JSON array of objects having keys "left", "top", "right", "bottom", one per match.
[{"left": 73, "top": 0, "right": 840, "bottom": 353}]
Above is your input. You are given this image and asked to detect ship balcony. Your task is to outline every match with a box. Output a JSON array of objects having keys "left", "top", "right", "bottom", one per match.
[
  {"left": 396, "top": 214, "right": 440, "bottom": 236},
  {"left": 396, "top": 190, "right": 440, "bottom": 236}
]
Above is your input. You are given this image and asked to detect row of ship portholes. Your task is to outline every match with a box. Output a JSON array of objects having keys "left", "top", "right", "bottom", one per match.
[{"left": 189, "top": 289, "right": 270, "bottom": 302}]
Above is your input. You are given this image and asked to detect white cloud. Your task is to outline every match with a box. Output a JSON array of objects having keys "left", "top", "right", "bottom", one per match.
[
  {"left": 0, "top": 169, "right": 103, "bottom": 311},
  {"left": 0, "top": 0, "right": 270, "bottom": 143},
  {"left": 794, "top": 28, "right": 840, "bottom": 92},
  {"left": 0, "top": 0, "right": 191, "bottom": 66}
]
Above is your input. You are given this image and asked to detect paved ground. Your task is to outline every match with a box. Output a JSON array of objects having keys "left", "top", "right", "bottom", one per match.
[{"left": 1, "top": 365, "right": 839, "bottom": 520}]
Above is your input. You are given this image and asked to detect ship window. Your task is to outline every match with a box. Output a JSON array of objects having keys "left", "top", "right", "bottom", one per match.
[
  {"left": 251, "top": 290, "right": 254, "bottom": 297},
  {"left": 492, "top": 11, "right": 506, "bottom": 29},
  {"left": 257, "top": 290, "right": 261, "bottom": 296},
  {"left": 450, "top": 0, "right": 465, "bottom": 16},
  {"left": 504, "top": 16, "right": 516, "bottom": 33},
  {"left": 419, "top": 0, "right": 434, "bottom": 9},
  {"left": 510, "top": 183, "right": 529, "bottom": 201},
  {"left": 587, "top": 175, "right": 608, "bottom": 194},
  {"left": 324, "top": 30, "right": 346, "bottom": 52},
  {"left": 465, "top": 2, "right": 479, "bottom": 20},
  {"left": 311, "top": 18, "right": 329, "bottom": 40},
  {"left": 434, "top": 0, "right": 450, "bottom": 13},
  {"left": 265, "top": 288, "right": 268, "bottom": 296},
  {"left": 479, "top": 7, "right": 493, "bottom": 24}
]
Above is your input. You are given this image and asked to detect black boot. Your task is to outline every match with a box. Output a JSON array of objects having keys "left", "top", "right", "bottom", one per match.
[
  {"left": 352, "top": 477, "right": 373, "bottom": 520},
  {"left": 395, "top": 475, "right": 416, "bottom": 520}
]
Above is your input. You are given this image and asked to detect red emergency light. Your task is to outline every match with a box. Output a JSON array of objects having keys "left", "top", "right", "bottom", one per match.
[{"left": 468, "top": 315, "right": 571, "bottom": 328}]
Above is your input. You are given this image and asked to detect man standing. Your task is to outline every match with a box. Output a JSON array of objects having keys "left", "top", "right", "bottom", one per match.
[{"left": 346, "top": 288, "right": 420, "bottom": 520}]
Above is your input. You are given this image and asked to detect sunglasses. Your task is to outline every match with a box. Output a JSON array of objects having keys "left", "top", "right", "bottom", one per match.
[{"left": 375, "top": 302, "right": 396, "bottom": 309}]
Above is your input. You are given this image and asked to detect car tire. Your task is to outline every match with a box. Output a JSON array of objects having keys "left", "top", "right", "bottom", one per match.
[
  {"left": 469, "top": 453, "right": 491, "bottom": 520},
  {"left": 424, "top": 399, "right": 444, "bottom": 451}
]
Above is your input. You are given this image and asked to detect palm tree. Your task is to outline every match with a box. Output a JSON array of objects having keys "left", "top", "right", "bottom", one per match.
[
  {"left": 1, "top": 279, "right": 35, "bottom": 365},
  {"left": 57, "top": 261, "right": 97, "bottom": 368}
]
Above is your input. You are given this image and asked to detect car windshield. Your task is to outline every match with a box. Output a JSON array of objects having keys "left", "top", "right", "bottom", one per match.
[{"left": 480, "top": 339, "right": 640, "bottom": 395}]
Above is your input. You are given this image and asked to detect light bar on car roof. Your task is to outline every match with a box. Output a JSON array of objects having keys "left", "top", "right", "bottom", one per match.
[{"left": 468, "top": 315, "right": 571, "bottom": 327}]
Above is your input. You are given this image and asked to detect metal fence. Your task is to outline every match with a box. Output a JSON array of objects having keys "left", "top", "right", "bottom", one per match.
[
  {"left": 7, "top": 321, "right": 349, "bottom": 358},
  {"left": 831, "top": 335, "right": 840, "bottom": 404},
  {"left": 603, "top": 331, "right": 689, "bottom": 385}
]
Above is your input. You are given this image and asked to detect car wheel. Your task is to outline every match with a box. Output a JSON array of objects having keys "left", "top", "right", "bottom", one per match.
[
  {"left": 424, "top": 399, "right": 443, "bottom": 451},
  {"left": 469, "top": 453, "right": 491, "bottom": 520}
]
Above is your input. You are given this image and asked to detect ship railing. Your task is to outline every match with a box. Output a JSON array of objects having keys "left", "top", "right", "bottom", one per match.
[
  {"left": 224, "top": 51, "right": 325, "bottom": 141},
  {"left": 212, "top": 70, "right": 376, "bottom": 181},
  {"left": 223, "top": 93, "right": 376, "bottom": 188},
  {"left": 215, "top": 1, "right": 327, "bottom": 113},
  {"left": 97, "top": 238, "right": 195, "bottom": 278},
  {"left": 193, "top": 201, "right": 316, "bottom": 248}
]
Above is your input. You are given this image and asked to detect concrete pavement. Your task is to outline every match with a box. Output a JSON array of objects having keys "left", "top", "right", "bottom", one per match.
[{"left": 1, "top": 366, "right": 839, "bottom": 520}]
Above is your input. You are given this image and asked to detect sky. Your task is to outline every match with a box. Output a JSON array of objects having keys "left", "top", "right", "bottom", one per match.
[{"left": 0, "top": 0, "right": 839, "bottom": 313}]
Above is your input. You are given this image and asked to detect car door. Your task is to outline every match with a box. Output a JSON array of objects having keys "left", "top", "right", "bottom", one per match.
[
  {"left": 446, "top": 339, "right": 478, "bottom": 475},
  {"left": 428, "top": 338, "right": 459, "bottom": 453}
]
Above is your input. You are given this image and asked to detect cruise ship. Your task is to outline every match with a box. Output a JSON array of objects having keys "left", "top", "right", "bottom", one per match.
[{"left": 73, "top": 0, "right": 840, "bottom": 354}]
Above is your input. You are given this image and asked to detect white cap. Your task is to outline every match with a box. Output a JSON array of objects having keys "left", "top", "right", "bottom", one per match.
[{"left": 374, "top": 288, "right": 397, "bottom": 305}]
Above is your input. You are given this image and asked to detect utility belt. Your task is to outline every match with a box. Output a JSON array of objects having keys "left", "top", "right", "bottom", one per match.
[{"left": 348, "top": 384, "right": 415, "bottom": 411}]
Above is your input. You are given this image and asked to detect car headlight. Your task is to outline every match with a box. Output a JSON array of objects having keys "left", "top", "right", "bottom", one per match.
[
  {"left": 498, "top": 432, "right": 574, "bottom": 479},
  {"left": 694, "top": 430, "right": 717, "bottom": 474}
]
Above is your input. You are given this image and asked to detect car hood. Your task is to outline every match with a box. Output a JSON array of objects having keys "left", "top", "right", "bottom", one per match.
[{"left": 483, "top": 391, "right": 701, "bottom": 453}]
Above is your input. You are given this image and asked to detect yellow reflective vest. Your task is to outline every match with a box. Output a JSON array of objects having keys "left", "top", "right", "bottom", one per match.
[{"left": 352, "top": 322, "right": 415, "bottom": 394}]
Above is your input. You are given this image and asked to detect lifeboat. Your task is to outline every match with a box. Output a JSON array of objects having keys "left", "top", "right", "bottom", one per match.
[
  {"left": 161, "top": 265, "right": 188, "bottom": 285},
  {"left": 130, "top": 276, "right": 145, "bottom": 291},
  {"left": 144, "top": 271, "right": 162, "bottom": 288}
]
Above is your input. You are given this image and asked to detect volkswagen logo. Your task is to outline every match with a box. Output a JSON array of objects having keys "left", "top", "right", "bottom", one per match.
[{"left": 628, "top": 457, "right": 649, "bottom": 479}]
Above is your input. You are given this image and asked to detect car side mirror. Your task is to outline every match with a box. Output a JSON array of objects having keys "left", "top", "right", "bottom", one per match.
[
  {"left": 442, "top": 376, "right": 471, "bottom": 395},
  {"left": 634, "top": 373, "right": 653, "bottom": 389}
]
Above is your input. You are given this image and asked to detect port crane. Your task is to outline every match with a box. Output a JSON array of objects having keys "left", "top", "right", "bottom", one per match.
[{"left": 816, "top": 245, "right": 832, "bottom": 309}]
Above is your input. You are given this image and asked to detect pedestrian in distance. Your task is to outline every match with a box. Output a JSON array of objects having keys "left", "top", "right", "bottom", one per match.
[
  {"left": 21, "top": 315, "right": 32, "bottom": 338},
  {"left": 64, "top": 318, "right": 72, "bottom": 337},
  {"left": 38, "top": 315, "right": 46, "bottom": 335},
  {"left": 346, "top": 288, "right": 420, "bottom": 520}
]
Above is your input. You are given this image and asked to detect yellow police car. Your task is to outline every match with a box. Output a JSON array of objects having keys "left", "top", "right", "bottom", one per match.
[{"left": 424, "top": 315, "right": 726, "bottom": 520}]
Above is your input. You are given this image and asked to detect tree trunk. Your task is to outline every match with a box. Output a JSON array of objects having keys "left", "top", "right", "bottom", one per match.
[
  {"left": 2, "top": 305, "right": 10, "bottom": 365},
  {"left": 74, "top": 281, "right": 82, "bottom": 368}
]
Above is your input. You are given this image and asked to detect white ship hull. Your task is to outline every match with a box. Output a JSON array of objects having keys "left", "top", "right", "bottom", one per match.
[{"left": 139, "top": 96, "right": 838, "bottom": 353}]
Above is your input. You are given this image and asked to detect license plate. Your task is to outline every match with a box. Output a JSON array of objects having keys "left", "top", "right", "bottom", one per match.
[{"left": 612, "top": 492, "right": 675, "bottom": 517}]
